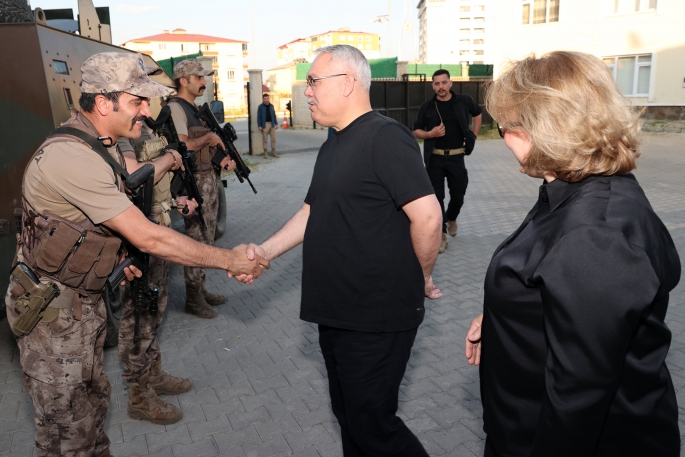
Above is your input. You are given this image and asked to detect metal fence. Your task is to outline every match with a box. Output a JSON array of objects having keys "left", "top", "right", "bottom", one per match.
[{"left": 370, "top": 80, "right": 491, "bottom": 130}]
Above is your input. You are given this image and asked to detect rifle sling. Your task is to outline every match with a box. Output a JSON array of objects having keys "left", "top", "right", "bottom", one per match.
[{"left": 171, "top": 96, "right": 200, "bottom": 114}]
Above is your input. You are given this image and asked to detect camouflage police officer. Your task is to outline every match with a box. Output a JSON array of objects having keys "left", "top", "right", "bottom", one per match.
[
  {"left": 116, "top": 100, "right": 199, "bottom": 424},
  {"left": 167, "top": 58, "right": 236, "bottom": 319},
  {"left": 5, "top": 52, "right": 268, "bottom": 457}
]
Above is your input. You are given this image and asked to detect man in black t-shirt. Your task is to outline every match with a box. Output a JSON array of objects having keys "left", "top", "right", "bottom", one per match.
[
  {"left": 238, "top": 45, "right": 442, "bottom": 456},
  {"left": 414, "top": 69, "right": 482, "bottom": 253}
]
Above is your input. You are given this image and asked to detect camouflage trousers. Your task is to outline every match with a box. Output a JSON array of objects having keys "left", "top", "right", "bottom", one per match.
[
  {"left": 184, "top": 170, "right": 219, "bottom": 285},
  {"left": 118, "top": 255, "right": 169, "bottom": 383},
  {"left": 5, "top": 279, "right": 110, "bottom": 457}
]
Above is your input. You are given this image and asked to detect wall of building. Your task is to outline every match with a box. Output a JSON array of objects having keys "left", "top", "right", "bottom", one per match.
[
  {"left": 123, "top": 38, "right": 205, "bottom": 61},
  {"left": 643, "top": 105, "right": 685, "bottom": 120},
  {"left": 213, "top": 44, "right": 247, "bottom": 110},
  {"left": 277, "top": 30, "right": 381, "bottom": 66},
  {"left": 313, "top": 31, "right": 380, "bottom": 59},
  {"left": 291, "top": 81, "right": 313, "bottom": 128},
  {"left": 267, "top": 65, "right": 297, "bottom": 96},
  {"left": 491, "top": 0, "right": 685, "bottom": 107},
  {"left": 295, "top": 58, "right": 398, "bottom": 81},
  {"left": 418, "top": 0, "right": 494, "bottom": 65},
  {"left": 194, "top": 56, "right": 215, "bottom": 108},
  {"left": 277, "top": 42, "right": 311, "bottom": 65},
  {"left": 266, "top": 64, "right": 298, "bottom": 116},
  {"left": 123, "top": 33, "right": 248, "bottom": 110}
]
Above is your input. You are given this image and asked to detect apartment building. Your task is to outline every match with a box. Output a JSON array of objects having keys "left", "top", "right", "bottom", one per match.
[
  {"left": 417, "top": 0, "right": 494, "bottom": 65},
  {"left": 491, "top": 0, "right": 685, "bottom": 112},
  {"left": 121, "top": 29, "right": 249, "bottom": 110},
  {"left": 276, "top": 28, "right": 381, "bottom": 65},
  {"left": 276, "top": 39, "right": 312, "bottom": 65}
]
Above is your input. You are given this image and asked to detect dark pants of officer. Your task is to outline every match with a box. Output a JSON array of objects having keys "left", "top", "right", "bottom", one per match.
[
  {"left": 318, "top": 325, "right": 429, "bottom": 457},
  {"left": 426, "top": 154, "right": 468, "bottom": 233}
]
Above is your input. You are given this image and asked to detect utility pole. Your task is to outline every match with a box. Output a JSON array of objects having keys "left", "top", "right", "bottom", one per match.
[
  {"left": 388, "top": 0, "right": 391, "bottom": 58},
  {"left": 373, "top": 0, "right": 392, "bottom": 58},
  {"left": 250, "top": 0, "right": 256, "bottom": 69}
]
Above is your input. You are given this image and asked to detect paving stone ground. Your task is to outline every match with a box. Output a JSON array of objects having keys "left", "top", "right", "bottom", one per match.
[{"left": 0, "top": 129, "right": 684, "bottom": 456}]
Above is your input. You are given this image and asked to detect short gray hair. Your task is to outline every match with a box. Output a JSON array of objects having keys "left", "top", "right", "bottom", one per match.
[{"left": 313, "top": 45, "right": 371, "bottom": 91}]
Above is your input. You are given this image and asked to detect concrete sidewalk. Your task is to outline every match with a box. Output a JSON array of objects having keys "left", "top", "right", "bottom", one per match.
[
  {"left": 0, "top": 133, "right": 684, "bottom": 456},
  {"left": 231, "top": 119, "right": 328, "bottom": 156}
]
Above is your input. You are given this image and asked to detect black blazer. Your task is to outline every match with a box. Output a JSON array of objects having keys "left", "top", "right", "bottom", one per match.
[
  {"left": 481, "top": 174, "right": 680, "bottom": 457},
  {"left": 413, "top": 91, "right": 482, "bottom": 166}
]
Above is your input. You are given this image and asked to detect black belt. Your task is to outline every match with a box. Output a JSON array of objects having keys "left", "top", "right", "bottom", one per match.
[{"left": 432, "top": 147, "right": 465, "bottom": 156}]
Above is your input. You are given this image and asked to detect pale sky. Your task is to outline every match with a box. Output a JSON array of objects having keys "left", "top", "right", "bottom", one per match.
[{"left": 42, "top": 0, "right": 421, "bottom": 72}]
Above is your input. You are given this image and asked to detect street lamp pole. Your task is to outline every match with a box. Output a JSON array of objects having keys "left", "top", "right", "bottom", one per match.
[
  {"left": 250, "top": 0, "right": 256, "bottom": 68},
  {"left": 373, "top": 0, "right": 392, "bottom": 58},
  {"left": 388, "top": 0, "right": 391, "bottom": 58}
]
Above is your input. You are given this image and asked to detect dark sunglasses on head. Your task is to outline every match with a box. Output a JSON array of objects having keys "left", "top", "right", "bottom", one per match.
[{"left": 498, "top": 123, "right": 522, "bottom": 138}]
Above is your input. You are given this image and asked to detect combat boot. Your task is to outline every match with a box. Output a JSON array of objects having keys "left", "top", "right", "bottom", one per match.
[
  {"left": 200, "top": 280, "right": 226, "bottom": 306},
  {"left": 149, "top": 359, "right": 192, "bottom": 395},
  {"left": 127, "top": 372, "right": 183, "bottom": 425},
  {"left": 185, "top": 283, "right": 218, "bottom": 319},
  {"left": 439, "top": 233, "right": 448, "bottom": 254},
  {"left": 447, "top": 220, "right": 458, "bottom": 237},
  {"left": 270, "top": 150, "right": 280, "bottom": 158}
]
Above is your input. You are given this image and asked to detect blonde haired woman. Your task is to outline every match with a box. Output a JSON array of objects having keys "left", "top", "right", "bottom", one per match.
[{"left": 465, "top": 51, "right": 680, "bottom": 456}]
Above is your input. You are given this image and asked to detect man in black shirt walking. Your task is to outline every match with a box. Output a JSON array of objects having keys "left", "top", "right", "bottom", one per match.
[
  {"left": 414, "top": 70, "right": 482, "bottom": 253},
  {"left": 238, "top": 44, "right": 443, "bottom": 456}
]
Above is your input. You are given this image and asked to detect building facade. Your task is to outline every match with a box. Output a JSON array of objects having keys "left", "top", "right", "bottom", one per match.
[
  {"left": 270, "top": 28, "right": 381, "bottom": 113},
  {"left": 265, "top": 62, "right": 298, "bottom": 114},
  {"left": 417, "top": 0, "right": 494, "bottom": 65},
  {"left": 121, "top": 29, "right": 249, "bottom": 110},
  {"left": 276, "top": 28, "right": 381, "bottom": 65},
  {"left": 491, "top": 0, "right": 685, "bottom": 113},
  {"left": 276, "top": 39, "right": 312, "bottom": 65}
]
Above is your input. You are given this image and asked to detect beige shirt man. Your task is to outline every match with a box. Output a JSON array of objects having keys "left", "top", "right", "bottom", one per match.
[
  {"left": 7, "top": 52, "right": 268, "bottom": 457},
  {"left": 24, "top": 110, "right": 132, "bottom": 224}
]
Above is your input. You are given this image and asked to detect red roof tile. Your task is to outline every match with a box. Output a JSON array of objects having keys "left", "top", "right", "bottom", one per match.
[
  {"left": 278, "top": 38, "right": 308, "bottom": 49},
  {"left": 310, "top": 30, "right": 373, "bottom": 37},
  {"left": 126, "top": 32, "right": 246, "bottom": 44},
  {"left": 277, "top": 30, "right": 375, "bottom": 49}
]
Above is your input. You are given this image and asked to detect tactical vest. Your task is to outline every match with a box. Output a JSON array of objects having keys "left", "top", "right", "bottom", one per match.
[
  {"left": 168, "top": 97, "right": 215, "bottom": 174},
  {"left": 133, "top": 127, "right": 173, "bottom": 227},
  {"left": 20, "top": 120, "right": 124, "bottom": 296}
]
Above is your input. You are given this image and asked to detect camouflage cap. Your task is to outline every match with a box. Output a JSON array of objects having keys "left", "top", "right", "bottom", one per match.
[
  {"left": 173, "top": 59, "right": 214, "bottom": 80},
  {"left": 146, "top": 66, "right": 163, "bottom": 76},
  {"left": 80, "top": 52, "right": 173, "bottom": 98}
]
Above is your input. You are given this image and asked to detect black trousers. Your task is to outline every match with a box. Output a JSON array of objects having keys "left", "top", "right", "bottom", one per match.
[
  {"left": 426, "top": 153, "right": 468, "bottom": 233},
  {"left": 318, "top": 325, "right": 428, "bottom": 457}
]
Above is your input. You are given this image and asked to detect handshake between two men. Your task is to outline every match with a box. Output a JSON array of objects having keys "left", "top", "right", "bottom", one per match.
[
  {"left": 225, "top": 244, "right": 270, "bottom": 284},
  {"left": 228, "top": 244, "right": 269, "bottom": 284},
  {"left": 118, "top": 243, "right": 269, "bottom": 285},
  {"left": 108, "top": 204, "right": 271, "bottom": 286}
]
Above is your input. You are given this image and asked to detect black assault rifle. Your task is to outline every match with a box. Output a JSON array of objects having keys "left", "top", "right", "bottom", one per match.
[
  {"left": 149, "top": 107, "right": 207, "bottom": 231},
  {"left": 195, "top": 103, "right": 257, "bottom": 194},
  {"left": 107, "top": 163, "right": 159, "bottom": 345}
]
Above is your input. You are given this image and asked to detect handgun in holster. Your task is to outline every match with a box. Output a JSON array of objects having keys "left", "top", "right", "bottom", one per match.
[{"left": 10, "top": 262, "right": 60, "bottom": 338}]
